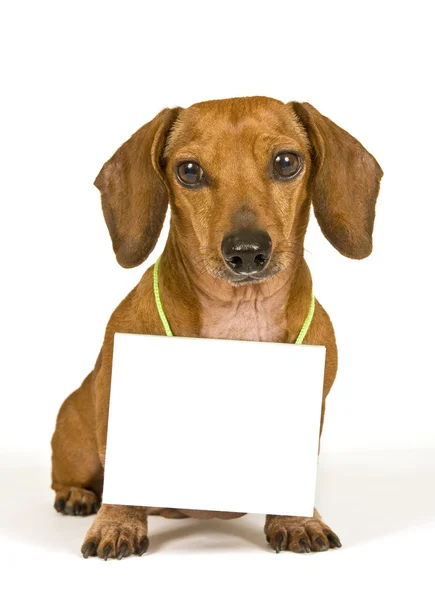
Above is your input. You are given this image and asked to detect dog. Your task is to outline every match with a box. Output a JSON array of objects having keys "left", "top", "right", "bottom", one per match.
[{"left": 51, "top": 96, "right": 383, "bottom": 559}]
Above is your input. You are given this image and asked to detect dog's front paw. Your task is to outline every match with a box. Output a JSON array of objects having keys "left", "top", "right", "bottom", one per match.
[
  {"left": 81, "top": 504, "right": 149, "bottom": 560},
  {"left": 264, "top": 512, "right": 341, "bottom": 554},
  {"left": 54, "top": 486, "right": 100, "bottom": 516}
]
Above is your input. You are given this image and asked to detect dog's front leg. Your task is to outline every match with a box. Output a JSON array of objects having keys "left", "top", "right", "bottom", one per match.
[
  {"left": 81, "top": 334, "right": 150, "bottom": 560},
  {"left": 263, "top": 303, "right": 341, "bottom": 553},
  {"left": 264, "top": 509, "right": 341, "bottom": 553},
  {"left": 81, "top": 504, "right": 149, "bottom": 559}
]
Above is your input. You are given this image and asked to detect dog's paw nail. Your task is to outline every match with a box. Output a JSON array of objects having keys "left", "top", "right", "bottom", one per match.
[
  {"left": 326, "top": 531, "right": 342, "bottom": 548},
  {"left": 299, "top": 538, "right": 311, "bottom": 553},
  {"left": 116, "top": 542, "right": 129, "bottom": 560},
  {"left": 102, "top": 544, "right": 112, "bottom": 560},
  {"left": 91, "top": 502, "right": 100, "bottom": 514},
  {"left": 315, "top": 536, "right": 326, "bottom": 551},
  {"left": 81, "top": 541, "right": 96, "bottom": 559},
  {"left": 265, "top": 534, "right": 270, "bottom": 543},
  {"left": 273, "top": 532, "right": 284, "bottom": 553},
  {"left": 72, "top": 501, "right": 81, "bottom": 516},
  {"left": 135, "top": 536, "right": 149, "bottom": 556},
  {"left": 54, "top": 499, "right": 65, "bottom": 513}
]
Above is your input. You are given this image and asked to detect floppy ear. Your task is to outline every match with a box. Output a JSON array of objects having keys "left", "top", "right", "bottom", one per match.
[
  {"left": 290, "top": 102, "right": 383, "bottom": 259},
  {"left": 94, "top": 107, "right": 181, "bottom": 268}
]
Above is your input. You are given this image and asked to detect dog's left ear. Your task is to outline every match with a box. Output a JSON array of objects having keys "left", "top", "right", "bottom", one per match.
[
  {"left": 94, "top": 107, "right": 181, "bottom": 268},
  {"left": 290, "top": 102, "right": 383, "bottom": 259}
]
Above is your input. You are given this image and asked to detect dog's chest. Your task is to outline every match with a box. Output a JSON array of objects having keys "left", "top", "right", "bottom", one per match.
[{"left": 199, "top": 294, "right": 288, "bottom": 342}]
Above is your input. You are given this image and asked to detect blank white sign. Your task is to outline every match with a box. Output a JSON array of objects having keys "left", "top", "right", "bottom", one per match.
[{"left": 103, "top": 333, "right": 326, "bottom": 517}]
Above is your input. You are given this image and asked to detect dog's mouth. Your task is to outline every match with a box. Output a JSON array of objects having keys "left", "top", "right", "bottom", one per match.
[
  {"left": 212, "top": 258, "right": 287, "bottom": 286},
  {"left": 226, "top": 272, "right": 272, "bottom": 285}
]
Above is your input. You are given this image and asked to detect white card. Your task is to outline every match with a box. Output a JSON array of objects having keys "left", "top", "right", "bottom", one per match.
[{"left": 103, "top": 333, "right": 326, "bottom": 517}]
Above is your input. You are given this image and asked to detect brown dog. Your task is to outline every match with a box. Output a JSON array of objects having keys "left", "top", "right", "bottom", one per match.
[{"left": 51, "top": 96, "right": 383, "bottom": 559}]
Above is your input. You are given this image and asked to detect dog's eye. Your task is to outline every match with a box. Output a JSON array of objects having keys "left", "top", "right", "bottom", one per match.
[
  {"left": 273, "top": 152, "right": 302, "bottom": 180},
  {"left": 176, "top": 161, "right": 204, "bottom": 186}
]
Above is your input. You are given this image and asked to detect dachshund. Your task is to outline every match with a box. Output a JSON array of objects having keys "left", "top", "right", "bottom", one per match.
[{"left": 51, "top": 96, "right": 383, "bottom": 559}]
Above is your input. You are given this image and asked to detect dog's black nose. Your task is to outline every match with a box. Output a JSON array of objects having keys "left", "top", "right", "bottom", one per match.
[{"left": 221, "top": 230, "right": 272, "bottom": 275}]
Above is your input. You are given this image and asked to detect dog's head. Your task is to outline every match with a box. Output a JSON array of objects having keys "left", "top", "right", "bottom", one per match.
[{"left": 95, "top": 97, "right": 383, "bottom": 284}]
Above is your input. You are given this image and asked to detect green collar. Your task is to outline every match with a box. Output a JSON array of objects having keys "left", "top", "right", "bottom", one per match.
[{"left": 153, "top": 254, "right": 315, "bottom": 344}]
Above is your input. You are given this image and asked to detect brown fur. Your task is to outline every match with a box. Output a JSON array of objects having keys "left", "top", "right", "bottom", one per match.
[{"left": 51, "top": 96, "right": 383, "bottom": 558}]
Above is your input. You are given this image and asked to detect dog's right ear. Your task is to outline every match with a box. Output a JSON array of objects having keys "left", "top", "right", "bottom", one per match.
[{"left": 94, "top": 107, "right": 181, "bottom": 268}]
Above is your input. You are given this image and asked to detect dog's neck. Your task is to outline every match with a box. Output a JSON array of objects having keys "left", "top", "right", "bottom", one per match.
[
  {"left": 194, "top": 268, "right": 295, "bottom": 343},
  {"left": 157, "top": 231, "right": 313, "bottom": 343}
]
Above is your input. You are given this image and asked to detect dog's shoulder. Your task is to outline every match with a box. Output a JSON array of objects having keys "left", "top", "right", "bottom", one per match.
[{"left": 106, "top": 265, "right": 163, "bottom": 337}]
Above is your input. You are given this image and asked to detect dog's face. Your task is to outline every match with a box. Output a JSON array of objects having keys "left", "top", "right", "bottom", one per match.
[
  {"left": 162, "top": 97, "right": 311, "bottom": 285},
  {"left": 94, "top": 97, "right": 383, "bottom": 283}
]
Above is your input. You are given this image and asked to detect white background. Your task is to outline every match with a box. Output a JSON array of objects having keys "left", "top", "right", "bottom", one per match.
[{"left": 1, "top": 1, "right": 434, "bottom": 598}]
